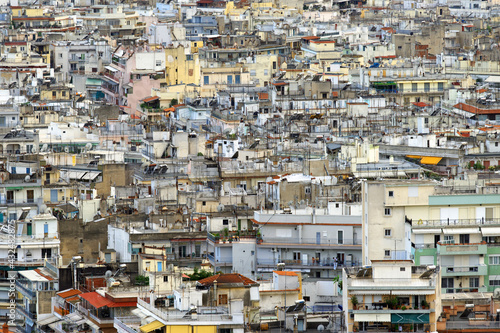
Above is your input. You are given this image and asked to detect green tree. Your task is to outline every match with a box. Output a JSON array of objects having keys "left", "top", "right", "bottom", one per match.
[
  {"left": 135, "top": 275, "right": 149, "bottom": 286},
  {"left": 169, "top": 98, "right": 178, "bottom": 107},
  {"left": 188, "top": 267, "right": 214, "bottom": 281}
]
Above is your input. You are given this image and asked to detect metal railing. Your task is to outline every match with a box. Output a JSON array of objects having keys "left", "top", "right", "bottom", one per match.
[
  {"left": 444, "top": 265, "right": 485, "bottom": 273},
  {"left": 260, "top": 237, "right": 360, "bottom": 246},
  {"left": 16, "top": 280, "right": 36, "bottom": 298},
  {"left": 114, "top": 317, "right": 139, "bottom": 333},
  {"left": 413, "top": 218, "right": 500, "bottom": 227},
  {"left": 207, "top": 254, "right": 232, "bottom": 264},
  {"left": 257, "top": 258, "right": 360, "bottom": 267}
]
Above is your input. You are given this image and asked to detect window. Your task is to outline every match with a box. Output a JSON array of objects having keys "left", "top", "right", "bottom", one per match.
[
  {"left": 400, "top": 267, "right": 405, "bottom": 271},
  {"left": 443, "top": 235, "right": 454, "bottom": 244},
  {"left": 293, "top": 252, "right": 301, "bottom": 261},
  {"left": 303, "top": 296, "right": 310, "bottom": 301},
  {"left": 235, "top": 75, "right": 240, "bottom": 84},
  {"left": 442, "top": 277, "right": 454, "bottom": 289},
  {"left": 469, "top": 277, "right": 479, "bottom": 288},
  {"left": 438, "top": 82, "right": 444, "bottom": 91},
  {"left": 251, "top": 251, "right": 254, "bottom": 255},
  {"left": 62, "top": 91, "right": 66, "bottom": 97},
  {"left": 305, "top": 187, "right": 311, "bottom": 194},
  {"left": 388, "top": 191, "right": 394, "bottom": 197},
  {"left": 218, "top": 294, "right": 228, "bottom": 305},
  {"left": 384, "top": 250, "right": 391, "bottom": 257},
  {"left": 52, "top": 91, "right": 56, "bottom": 98},
  {"left": 202, "top": 201, "right": 206, "bottom": 206},
  {"left": 163, "top": 276, "right": 169, "bottom": 282},
  {"left": 204, "top": 76, "right": 209, "bottom": 85},
  {"left": 459, "top": 234, "right": 469, "bottom": 244},
  {"left": 424, "top": 82, "right": 430, "bottom": 92},
  {"left": 338, "top": 230, "right": 344, "bottom": 245},
  {"left": 384, "top": 229, "right": 392, "bottom": 237},
  {"left": 490, "top": 279, "right": 500, "bottom": 286},
  {"left": 496, "top": 142, "right": 499, "bottom": 147},
  {"left": 273, "top": 61, "right": 277, "bottom": 70},
  {"left": 222, "top": 219, "right": 229, "bottom": 226},
  {"left": 412, "top": 83, "right": 417, "bottom": 92},
  {"left": 227, "top": 75, "right": 233, "bottom": 84},
  {"left": 489, "top": 255, "right": 500, "bottom": 265},
  {"left": 264, "top": 69, "right": 268, "bottom": 76},
  {"left": 384, "top": 208, "right": 392, "bottom": 216},
  {"left": 250, "top": 70, "right": 256, "bottom": 76}
]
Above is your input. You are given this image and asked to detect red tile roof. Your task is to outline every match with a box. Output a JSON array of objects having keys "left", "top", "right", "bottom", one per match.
[
  {"left": 143, "top": 96, "right": 159, "bottom": 103},
  {"left": 197, "top": 273, "right": 258, "bottom": 286},
  {"left": 35, "top": 269, "right": 54, "bottom": 281},
  {"left": 454, "top": 102, "right": 500, "bottom": 115},
  {"left": 57, "top": 289, "right": 82, "bottom": 299},
  {"left": 79, "top": 292, "right": 113, "bottom": 309}
]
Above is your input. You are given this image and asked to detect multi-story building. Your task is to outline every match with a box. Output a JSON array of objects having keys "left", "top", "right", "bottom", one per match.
[{"left": 343, "top": 260, "right": 441, "bottom": 333}]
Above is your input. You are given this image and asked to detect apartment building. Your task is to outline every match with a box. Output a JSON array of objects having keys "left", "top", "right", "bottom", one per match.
[{"left": 343, "top": 260, "right": 441, "bottom": 333}]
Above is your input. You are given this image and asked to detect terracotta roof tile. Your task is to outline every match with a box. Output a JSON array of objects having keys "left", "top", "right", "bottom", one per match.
[
  {"left": 197, "top": 273, "right": 258, "bottom": 286},
  {"left": 57, "top": 289, "right": 82, "bottom": 299}
]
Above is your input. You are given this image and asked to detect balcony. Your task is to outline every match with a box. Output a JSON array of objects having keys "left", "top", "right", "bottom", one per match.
[
  {"left": 102, "top": 85, "right": 119, "bottom": 98},
  {"left": 438, "top": 243, "right": 487, "bottom": 256},
  {"left": 442, "top": 286, "right": 488, "bottom": 294},
  {"left": 114, "top": 317, "right": 139, "bottom": 333},
  {"left": 137, "top": 298, "right": 244, "bottom": 325},
  {"left": 54, "top": 306, "right": 69, "bottom": 317},
  {"left": 351, "top": 302, "right": 433, "bottom": 314},
  {"left": 17, "top": 305, "right": 36, "bottom": 320},
  {"left": 207, "top": 230, "right": 256, "bottom": 244},
  {"left": 89, "top": 311, "right": 115, "bottom": 325},
  {"left": 207, "top": 253, "right": 232, "bottom": 266},
  {"left": 259, "top": 237, "right": 361, "bottom": 248},
  {"left": 442, "top": 265, "right": 487, "bottom": 277},
  {"left": 16, "top": 280, "right": 36, "bottom": 299},
  {"left": 412, "top": 218, "right": 500, "bottom": 228},
  {"left": 257, "top": 258, "right": 361, "bottom": 268}
]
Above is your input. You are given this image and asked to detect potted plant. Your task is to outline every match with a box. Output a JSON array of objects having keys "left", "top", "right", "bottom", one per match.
[
  {"left": 223, "top": 227, "right": 229, "bottom": 238},
  {"left": 351, "top": 295, "right": 359, "bottom": 310},
  {"left": 421, "top": 299, "right": 430, "bottom": 309},
  {"left": 384, "top": 295, "right": 399, "bottom": 310},
  {"left": 401, "top": 305, "right": 407, "bottom": 311}
]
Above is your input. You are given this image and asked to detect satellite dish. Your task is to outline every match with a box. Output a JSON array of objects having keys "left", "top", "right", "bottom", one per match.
[
  {"left": 24, "top": 175, "right": 30, "bottom": 182},
  {"left": 317, "top": 325, "right": 325, "bottom": 331},
  {"left": 64, "top": 147, "right": 70, "bottom": 153},
  {"left": 105, "top": 270, "right": 113, "bottom": 279},
  {"left": 217, "top": 204, "right": 225, "bottom": 212}
]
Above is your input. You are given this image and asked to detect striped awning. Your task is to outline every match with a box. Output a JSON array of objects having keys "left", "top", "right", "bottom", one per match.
[
  {"left": 443, "top": 228, "right": 480, "bottom": 234},
  {"left": 481, "top": 227, "right": 500, "bottom": 236},
  {"left": 412, "top": 228, "right": 441, "bottom": 234}
]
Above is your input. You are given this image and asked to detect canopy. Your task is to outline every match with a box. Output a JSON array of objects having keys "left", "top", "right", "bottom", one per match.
[
  {"left": 481, "top": 227, "right": 500, "bottom": 236},
  {"left": 354, "top": 313, "right": 390, "bottom": 322},
  {"left": 412, "top": 228, "right": 441, "bottom": 234},
  {"left": 443, "top": 228, "right": 480, "bottom": 234},
  {"left": 140, "top": 320, "right": 165, "bottom": 333},
  {"left": 420, "top": 157, "right": 442, "bottom": 165},
  {"left": 391, "top": 313, "right": 429, "bottom": 324}
]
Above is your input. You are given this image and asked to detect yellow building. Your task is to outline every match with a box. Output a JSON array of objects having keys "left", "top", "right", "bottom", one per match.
[
  {"left": 165, "top": 45, "right": 200, "bottom": 86},
  {"left": 40, "top": 85, "right": 72, "bottom": 101}
]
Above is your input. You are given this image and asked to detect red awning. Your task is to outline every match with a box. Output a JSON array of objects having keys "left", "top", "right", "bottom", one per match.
[
  {"left": 143, "top": 96, "right": 159, "bottom": 103},
  {"left": 108, "top": 301, "right": 137, "bottom": 308},
  {"left": 182, "top": 274, "right": 190, "bottom": 278},
  {"left": 79, "top": 292, "right": 113, "bottom": 309},
  {"left": 412, "top": 102, "right": 429, "bottom": 108}
]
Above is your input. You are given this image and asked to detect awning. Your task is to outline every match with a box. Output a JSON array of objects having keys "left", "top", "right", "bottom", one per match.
[
  {"left": 349, "top": 290, "right": 435, "bottom": 296},
  {"left": 412, "top": 228, "right": 441, "bottom": 234},
  {"left": 37, "top": 315, "right": 60, "bottom": 326},
  {"left": 354, "top": 313, "right": 391, "bottom": 322},
  {"left": 105, "top": 65, "right": 118, "bottom": 72},
  {"left": 391, "top": 313, "right": 429, "bottom": 324},
  {"left": 420, "top": 156, "right": 442, "bottom": 165},
  {"left": 79, "top": 292, "right": 113, "bottom": 309},
  {"left": 481, "top": 227, "right": 500, "bottom": 236},
  {"left": 132, "top": 308, "right": 148, "bottom": 319},
  {"left": 443, "top": 228, "right": 480, "bottom": 234},
  {"left": 140, "top": 320, "right": 165, "bottom": 333}
]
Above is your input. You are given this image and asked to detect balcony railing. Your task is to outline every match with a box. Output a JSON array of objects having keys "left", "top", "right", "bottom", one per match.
[
  {"left": 16, "top": 280, "right": 36, "bottom": 299},
  {"left": 17, "top": 305, "right": 36, "bottom": 320},
  {"left": 352, "top": 302, "right": 431, "bottom": 311},
  {"left": 89, "top": 311, "right": 114, "bottom": 324},
  {"left": 260, "top": 237, "right": 360, "bottom": 246},
  {"left": 114, "top": 317, "right": 139, "bottom": 333},
  {"left": 257, "top": 258, "right": 361, "bottom": 267},
  {"left": 207, "top": 254, "right": 232, "bottom": 265},
  {"left": 413, "top": 218, "right": 500, "bottom": 228}
]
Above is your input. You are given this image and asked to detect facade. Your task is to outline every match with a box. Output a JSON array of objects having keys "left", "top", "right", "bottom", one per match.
[{"left": 343, "top": 260, "right": 441, "bottom": 333}]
